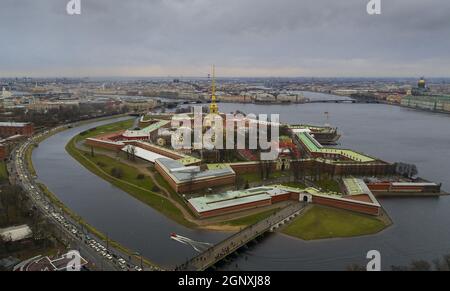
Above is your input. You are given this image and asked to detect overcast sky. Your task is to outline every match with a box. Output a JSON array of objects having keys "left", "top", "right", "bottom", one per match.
[{"left": 1, "top": 0, "right": 450, "bottom": 78}]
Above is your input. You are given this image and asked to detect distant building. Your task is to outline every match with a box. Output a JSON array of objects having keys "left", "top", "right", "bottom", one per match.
[
  {"left": 123, "top": 99, "right": 157, "bottom": 112},
  {"left": 1, "top": 87, "right": 13, "bottom": 98},
  {"left": 0, "top": 122, "right": 34, "bottom": 138},
  {"left": 0, "top": 134, "right": 27, "bottom": 160},
  {"left": 27, "top": 100, "right": 79, "bottom": 112},
  {"left": 412, "top": 77, "right": 429, "bottom": 95},
  {"left": 0, "top": 225, "right": 32, "bottom": 242},
  {"left": 254, "top": 92, "right": 276, "bottom": 103},
  {"left": 401, "top": 78, "right": 450, "bottom": 113},
  {"left": 401, "top": 94, "right": 450, "bottom": 112},
  {"left": 386, "top": 94, "right": 403, "bottom": 104},
  {"left": 276, "top": 93, "right": 305, "bottom": 103}
]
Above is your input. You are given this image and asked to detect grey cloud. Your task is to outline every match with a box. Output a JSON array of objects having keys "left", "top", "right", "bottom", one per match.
[{"left": 0, "top": 0, "right": 449, "bottom": 77}]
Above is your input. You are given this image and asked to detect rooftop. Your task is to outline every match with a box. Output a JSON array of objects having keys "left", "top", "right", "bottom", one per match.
[
  {"left": 297, "top": 132, "right": 375, "bottom": 163},
  {"left": 0, "top": 122, "right": 31, "bottom": 127},
  {"left": 342, "top": 177, "right": 380, "bottom": 207},
  {"left": 134, "top": 141, "right": 201, "bottom": 165},
  {"left": 156, "top": 158, "right": 235, "bottom": 183},
  {"left": 122, "top": 120, "right": 170, "bottom": 138},
  {"left": 188, "top": 186, "right": 289, "bottom": 214},
  {"left": 343, "top": 177, "right": 372, "bottom": 196},
  {"left": 121, "top": 145, "right": 172, "bottom": 163},
  {"left": 0, "top": 225, "right": 32, "bottom": 242}
]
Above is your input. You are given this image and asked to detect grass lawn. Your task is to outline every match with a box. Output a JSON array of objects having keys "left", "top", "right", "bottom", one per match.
[
  {"left": 282, "top": 181, "right": 306, "bottom": 189},
  {"left": 221, "top": 208, "right": 280, "bottom": 227},
  {"left": 240, "top": 171, "right": 290, "bottom": 184},
  {"left": 87, "top": 153, "right": 156, "bottom": 190},
  {"left": 282, "top": 205, "right": 387, "bottom": 240},
  {"left": 24, "top": 144, "right": 36, "bottom": 176},
  {"left": 76, "top": 119, "right": 134, "bottom": 143},
  {"left": 0, "top": 161, "right": 8, "bottom": 182},
  {"left": 314, "top": 178, "right": 341, "bottom": 193}
]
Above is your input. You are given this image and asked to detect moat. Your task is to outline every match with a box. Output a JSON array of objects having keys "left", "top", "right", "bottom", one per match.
[{"left": 33, "top": 101, "right": 450, "bottom": 270}]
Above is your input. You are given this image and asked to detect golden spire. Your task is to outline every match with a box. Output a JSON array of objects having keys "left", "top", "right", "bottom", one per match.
[{"left": 209, "top": 65, "right": 219, "bottom": 114}]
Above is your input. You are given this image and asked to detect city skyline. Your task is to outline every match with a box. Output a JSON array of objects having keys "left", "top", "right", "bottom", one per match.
[{"left": 1, "top": 0, "right": 450, "bottom": 78}]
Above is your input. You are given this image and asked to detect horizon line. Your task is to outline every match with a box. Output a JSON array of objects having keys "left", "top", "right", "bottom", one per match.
[{"left": 2, "top": 75, "right": 450, "bottom": 80}]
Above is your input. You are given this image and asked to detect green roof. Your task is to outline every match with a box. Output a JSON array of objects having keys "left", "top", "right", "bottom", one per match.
[
  {"left": 188, "top": 186, "right": 289, "bottom": 213},
  {"left": 289, "top": 124, "right": 335, "bottom": 133},
  {"left": 297, "top": 132, "right": 375, "bottom": 163},
  {"left": 297, "top": 132, "right": 322, "bottom": 152},
  {"left": 178, "top": 156, "right": 202, "bottom": 166},
  {"left": 342, "top": 178, "right": 367, "bottom": 195},
  {"left": 273, "top": 185, "right": 341, "bottom": 198},
  {"left": 207, "top": 163, "right": 231, "bottom": 170},
  {"left": 140, "top": 120, "right": 170, "bottom": 134}
]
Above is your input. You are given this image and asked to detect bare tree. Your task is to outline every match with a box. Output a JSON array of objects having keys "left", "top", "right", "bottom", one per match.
[{"left": 127, "top": 145, "right": 137, "bottom": 161}]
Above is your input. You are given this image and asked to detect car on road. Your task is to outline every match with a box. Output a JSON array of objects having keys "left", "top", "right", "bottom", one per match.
[{"left": 118, "top": 258, "right": 126, "bottom": 264}]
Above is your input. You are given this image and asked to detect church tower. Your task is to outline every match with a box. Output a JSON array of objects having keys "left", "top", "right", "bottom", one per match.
[{"left": 209, "top": 65, "right": 219, "bottom": 114}]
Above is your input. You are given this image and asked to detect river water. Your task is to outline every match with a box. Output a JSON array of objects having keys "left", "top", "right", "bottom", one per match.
[
  {"left": 33, "top": 101, "right": 450, "bottom": 270},
  {"left": 32, "top": 117, "right": 229, "bottom": 269}
]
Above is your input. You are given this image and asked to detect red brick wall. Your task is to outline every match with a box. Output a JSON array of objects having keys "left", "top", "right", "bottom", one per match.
[
  {"left": 176, "top": 175, "right": 236, "bottom": 193},
  {"left": 127, "top": 142, "right": 184, "bottom": 160},
  {"left": 390, "top": 185, "right": 426, "bottom": 192},
  {"left": 367, "top": 183, "right": 391, "bottom": 191},
  {"left": 85, "top": 139, "right": 123, "bottom": 151},
  {"left": 312, "top": 195, "right": 380, "bottom": 216},
  {"left": 270, "top": 193, "right": 292, "bottom": 204},
  {"left": 290, "top": 192, "right": 300, "bottom": 200},
  {"left": 344, "top": 194, "right": 373, "bottom": 203},
  {"left": 368, "top": 182, "right": 440, "bottom": 193},
  {"left": 0, "top": 124, "right": 34, "bottom": 137},
  {"left": 190, "top": 198, "right": 272, "bottom": 218},
  {"left": 230, "top": 162, "right": 277, "bottom": 174},
  {"left": 155, "top": 161, "right": 178, "bottom": 192},
  {"left": 0, "top": 145, "right": 7, "bottom": 160}
]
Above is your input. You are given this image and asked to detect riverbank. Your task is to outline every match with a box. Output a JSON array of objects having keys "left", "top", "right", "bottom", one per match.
[{"left": 22, "top": 116, "right": 163, "bottom": 270}]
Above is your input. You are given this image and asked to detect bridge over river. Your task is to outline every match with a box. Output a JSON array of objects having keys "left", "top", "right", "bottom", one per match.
[
  {"left": 178, "top": 203, "right": 306, "bottom": 271},
  {"left": 306, "top": 99, "right": 355, "bottom": 103}
]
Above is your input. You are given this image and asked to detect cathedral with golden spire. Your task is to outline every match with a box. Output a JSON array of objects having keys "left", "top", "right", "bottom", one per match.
[{"left": 209, "top": 65, "right": 219, "bottom": 114}]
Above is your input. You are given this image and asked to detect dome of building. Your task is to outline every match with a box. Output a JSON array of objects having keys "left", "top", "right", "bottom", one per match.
[{"left": 418, "top": 78, "right": 426, "bottom": 88}]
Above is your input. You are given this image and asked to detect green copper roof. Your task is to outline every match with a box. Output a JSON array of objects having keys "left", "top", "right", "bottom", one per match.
[{"left": 297, "top": 132, "right": 375, "bottom": 163}]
